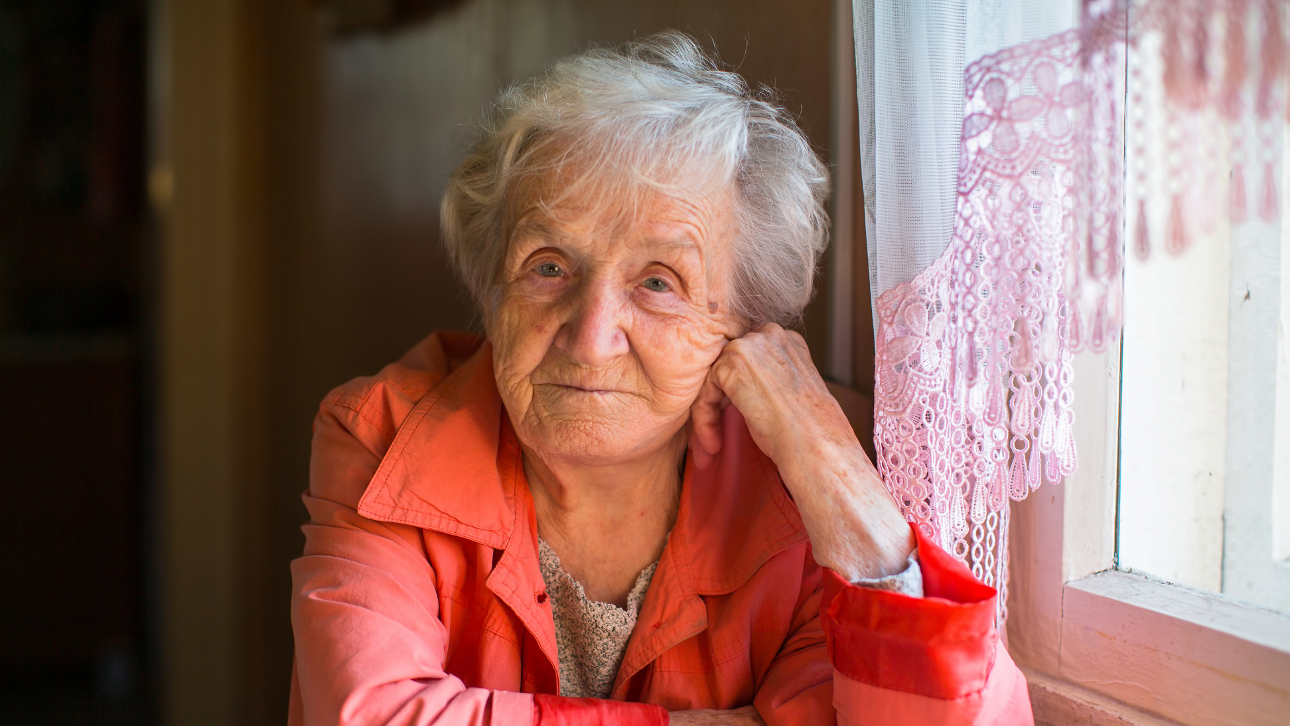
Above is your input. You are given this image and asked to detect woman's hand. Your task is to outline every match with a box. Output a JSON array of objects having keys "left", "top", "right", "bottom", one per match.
[
  {"left": 669, "top": 706, "right": 767, "bottom": 725},
  {"left": 689, "top": 324, "right": 915, "bottom": 580}
]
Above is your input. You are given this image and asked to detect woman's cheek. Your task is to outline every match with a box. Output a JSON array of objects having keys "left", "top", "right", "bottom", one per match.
[
  {"left": 633, "top": 287, "right": 728, "bottom": 348},
  {"left": 632, "top": 309, "right": 726, "bottom": 399},
  {"left": 672, "top": 305, "right": 732, "bottom": 365},
  {"left": 492, "top": 295, "right": 557, "bottom": 387}
]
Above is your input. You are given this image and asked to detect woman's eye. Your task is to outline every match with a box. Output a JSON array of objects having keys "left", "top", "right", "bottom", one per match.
[
  {"left": 535, "top": 262, "right": 563, "bottom": 278},
  {"left": 642, "top": 277, "right": 671, "bottom": 292}
]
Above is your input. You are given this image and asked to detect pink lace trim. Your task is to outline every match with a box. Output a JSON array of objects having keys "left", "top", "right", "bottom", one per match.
[{"left": 871, "top": 0, "right": 1287, "bottom": 610}]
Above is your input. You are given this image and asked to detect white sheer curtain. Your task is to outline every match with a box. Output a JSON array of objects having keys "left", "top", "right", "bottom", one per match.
[
  {"left": 853, "top": 0, "right": 1084, "bottom": 604},
  {"left": 855, "top": 0, "right": 1075, "bottom": 328}
]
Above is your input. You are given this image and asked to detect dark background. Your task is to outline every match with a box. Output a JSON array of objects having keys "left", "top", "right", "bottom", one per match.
[
  {"left": 0, "top": 1, "right": 149, "bottom": 723},
  {"left": 0, "top": 1, "right": 870, "bottom": 724}
]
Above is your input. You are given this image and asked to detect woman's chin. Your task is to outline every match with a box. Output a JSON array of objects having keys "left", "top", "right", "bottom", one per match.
[{"left": 516, "top": 412, "right": 682, "bottom": 468}]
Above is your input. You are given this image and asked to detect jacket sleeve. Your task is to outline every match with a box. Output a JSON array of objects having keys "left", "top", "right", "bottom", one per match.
[
  {"left": 819, "top": 525, "right": 1034, "bottom": 726},
  {"left": 290, "top": 403, "right": 667, "bottom": 726}
]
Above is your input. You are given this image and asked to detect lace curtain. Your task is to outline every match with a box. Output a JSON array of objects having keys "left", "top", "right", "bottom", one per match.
[{"left": 855, "top": 0, "right": 1290, "bottom": 614}]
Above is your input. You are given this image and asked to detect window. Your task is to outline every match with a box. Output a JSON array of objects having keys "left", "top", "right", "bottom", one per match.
[
  {"left": 1113, "top": 26, "right": 1290, "bottom": 612},
  {"left": 1120, "top": 130, "right": 1290, "bottom": 615},
  {"left": 1007, "top": 52, "right": 1290, "bottom": 726}
]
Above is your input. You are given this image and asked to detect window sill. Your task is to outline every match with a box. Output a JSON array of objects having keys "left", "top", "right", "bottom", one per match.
[
  {"left": 1050, "top": 569, "right": 1290, "bottom": 725},
  {"left": 1023, "top": 667, "right": 1178, "bottom": 725}
]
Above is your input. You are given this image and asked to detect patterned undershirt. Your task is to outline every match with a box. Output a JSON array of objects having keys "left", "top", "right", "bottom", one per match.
[{"left": 537, "top": 538, "right": 658, "bottom": 698}]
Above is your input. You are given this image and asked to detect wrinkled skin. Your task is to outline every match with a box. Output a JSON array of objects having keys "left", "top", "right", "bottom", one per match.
[{"left": 488, "top": 184, "right": 912, "bottom": 725}]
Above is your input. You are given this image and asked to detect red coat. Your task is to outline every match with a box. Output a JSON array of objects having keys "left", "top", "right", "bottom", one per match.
[{"left": 289, "top": 332, "right": 1033, "bottom": 725}]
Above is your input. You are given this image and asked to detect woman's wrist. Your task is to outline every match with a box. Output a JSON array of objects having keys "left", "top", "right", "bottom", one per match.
[{"left": 779, "top": 437, "right": 915, "bottom": 581}]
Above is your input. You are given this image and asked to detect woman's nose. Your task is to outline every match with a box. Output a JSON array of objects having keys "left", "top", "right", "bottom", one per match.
[{"left": 556, "top": 280, "right": 629, "bottom": 367}]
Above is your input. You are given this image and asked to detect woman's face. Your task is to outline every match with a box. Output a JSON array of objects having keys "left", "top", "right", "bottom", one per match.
[{"left": 489, "top": 187, "right": 742, "bottom": 468}]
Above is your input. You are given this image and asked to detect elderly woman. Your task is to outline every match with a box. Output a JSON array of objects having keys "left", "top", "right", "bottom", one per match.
[{"left": 290, "top": 33, "right": 1031, "bottom": 726}]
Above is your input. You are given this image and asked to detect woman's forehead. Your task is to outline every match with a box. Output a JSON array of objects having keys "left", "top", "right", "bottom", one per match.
[{"left": 511, "top": 186, "right": 732, "bottom": 249}]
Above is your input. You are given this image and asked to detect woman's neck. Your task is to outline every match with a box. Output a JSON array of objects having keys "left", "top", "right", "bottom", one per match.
[{"left": 524, "top": 431, "right": 685, "bottom": 607}]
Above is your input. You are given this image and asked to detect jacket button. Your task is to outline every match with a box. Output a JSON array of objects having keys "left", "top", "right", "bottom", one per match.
[{"left": 536, "top": 591, "right": 548, "bottom": 604}]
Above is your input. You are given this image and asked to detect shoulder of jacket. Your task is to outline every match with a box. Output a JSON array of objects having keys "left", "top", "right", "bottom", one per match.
[{"left": 318, "top": 331, "right": 486, "bottom": 452}]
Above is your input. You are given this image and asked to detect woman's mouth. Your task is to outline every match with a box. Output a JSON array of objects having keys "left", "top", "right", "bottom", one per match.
[{"left": 551, "top": 383, "right": 616, "bottom": 394}]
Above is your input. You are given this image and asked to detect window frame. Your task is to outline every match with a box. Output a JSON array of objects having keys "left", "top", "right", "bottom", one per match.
[{"left": 1006, "top": 343, "right": 1290, "bottom": 724}]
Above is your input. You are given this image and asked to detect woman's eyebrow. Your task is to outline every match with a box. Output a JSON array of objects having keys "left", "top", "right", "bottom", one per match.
[
  {"left": 510, "top": 216, "right": 557, "bottom": 240},
  {"left": 645, "top": 235, "right": 703, "bottom": 262},
  {"left": 642, "top": 236, "right": 711, "bottom": 293}
]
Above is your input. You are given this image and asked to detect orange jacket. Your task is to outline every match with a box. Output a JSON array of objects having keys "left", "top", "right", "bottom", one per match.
[{"left": 289, "top": 332, "right": 1033, "bottom": 725}]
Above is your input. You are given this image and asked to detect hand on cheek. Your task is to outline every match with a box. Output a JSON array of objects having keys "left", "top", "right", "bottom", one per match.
[
  {"left": 687, "top": 324, "right": 915, "bottom": 579},
  {"left": 688, "top": 323, "right": 849, "bottom": 471}
]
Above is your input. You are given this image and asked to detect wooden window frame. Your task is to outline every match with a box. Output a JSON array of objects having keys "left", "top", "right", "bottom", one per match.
[{"left": 1007, "top": 345, "right": 1290, "bottom": 724}]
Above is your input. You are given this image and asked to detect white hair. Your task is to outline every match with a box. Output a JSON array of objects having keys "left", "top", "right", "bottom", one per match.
[{"left": 440, "top": 31, "right": 830, "bottom": 327}]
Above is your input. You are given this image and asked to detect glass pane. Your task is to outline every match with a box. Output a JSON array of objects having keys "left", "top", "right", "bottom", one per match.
[
  {"left": 1119, "top": 187, "right": 1230, "bottom": 593},
  {"left": 1117, "top": 27, "right": 1290, "bottom": 615}
]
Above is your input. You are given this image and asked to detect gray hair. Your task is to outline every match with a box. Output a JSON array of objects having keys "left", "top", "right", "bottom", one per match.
[{"left": 440, "top": 31, "right": 830, "bottom": 327}]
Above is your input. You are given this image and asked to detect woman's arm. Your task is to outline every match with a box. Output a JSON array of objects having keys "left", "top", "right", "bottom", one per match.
[
  {"left": 669, "top": 707, "right": 766, "bottom": 725},
  {"left": 689, "top": 324, "right": 913, "bottom": 581},
  {"left": 690, "top": 325, "right": 1034, "bottom": 725},
  {"left": 735, "top": 536, "right": 1032, "bottom": 726},
  {"left": 819, "top": 528, "right": 1033, "bottom": 725}
]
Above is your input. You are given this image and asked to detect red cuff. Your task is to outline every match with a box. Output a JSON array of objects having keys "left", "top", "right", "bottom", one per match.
[
  {"left": 820, "top": 524, "right": 998, "bottom": 699},
  {"left": 533, "top": 694, "right": 669, "bottom": 726}
]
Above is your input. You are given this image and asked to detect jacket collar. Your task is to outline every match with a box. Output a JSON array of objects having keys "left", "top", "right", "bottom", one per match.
[
  {"left": 358, "top": 339, "right": 517, "bottom": 549},
  {"left": 609, "top": 404, "right": 811, "bottom": 696}
]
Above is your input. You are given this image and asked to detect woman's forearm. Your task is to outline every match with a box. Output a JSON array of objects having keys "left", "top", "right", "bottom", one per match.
[{"left": 777, "top": 436, "right": 915, "bottom": 582}]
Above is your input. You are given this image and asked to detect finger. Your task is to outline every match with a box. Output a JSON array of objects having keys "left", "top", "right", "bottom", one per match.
[
  {"left": 687, "top": 423, "right": 715, "bottom": 471},
  {"left": 690, "top": 366, "right": 728, "bottom": 463}
]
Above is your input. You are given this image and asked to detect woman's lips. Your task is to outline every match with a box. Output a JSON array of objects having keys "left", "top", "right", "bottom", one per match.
[
  {"left": 551, "top": 383, "right": 616, "bottom": 394},
  {"left": 534, "top": 380, "right": 633, "bottom": 397}
]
